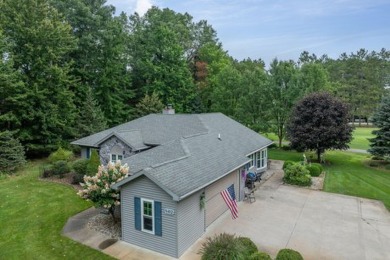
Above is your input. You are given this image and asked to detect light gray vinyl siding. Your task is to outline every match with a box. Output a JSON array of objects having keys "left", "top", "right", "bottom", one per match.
[
  {"left": 121, "top": 175, "right": 178, "bottom": 257},
  {"left": 177, "top": 190, "right": 205, "bottom": 256}
]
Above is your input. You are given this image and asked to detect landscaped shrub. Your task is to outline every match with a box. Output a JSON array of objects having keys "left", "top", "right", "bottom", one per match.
[
  {"left": 369, "top": 160, "right": 380, "bottom": 167},
  {"left": 72, "top": 158, "right": 89, "bottom": 176},
  {"left": 72, "top": 158, "right": 89, "bottom": 183},
  {"left": 72, "top": 173, "right": 84, "bottom": 184},
  {"left": 306, "top": 164, "right": 321, "bottom": 177},
  {"left": 48, "top": 147, "right": 73, "bottom": 163},
  {"left": 199, "top": 233, "right": 246, "bottom": 260},
  {"left": 283, "top": 160, "right": 294, "bottom": 170},
  {"left": 250, "top": 251, "right": 272, "bottom": 260},
  {"left": 237, "top": 236, "right": 258, "bottom": 257},
  {"left": 311, "top": 163, "right": 323, "bottom": 173},
  {"left": 275, "top": 248, "right": 304, "bottom": 260},
  {"left": 283, "top": 163, "right": 311, "bottom": 186},
  {"left": 42, "top": 165, "right": 54, "bottom": 178},
  {"left": 52, "top": 160, "right": 70, "bottom": 178},
  {"left": 86, "top": 149, "right": 100, "bottom": 176}
]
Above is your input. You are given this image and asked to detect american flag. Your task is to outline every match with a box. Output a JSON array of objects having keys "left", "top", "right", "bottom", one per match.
[{"left": 220, "top": 184, "right": 238, "bottom": 219}]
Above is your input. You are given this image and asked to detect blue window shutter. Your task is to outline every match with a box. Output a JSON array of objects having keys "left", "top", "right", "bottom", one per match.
[
  {"left": 134, "top": 197, "right": 141, "bottom": 231},
  {"left": 154, "top": 201, "right": 162, "bottom": 236}
]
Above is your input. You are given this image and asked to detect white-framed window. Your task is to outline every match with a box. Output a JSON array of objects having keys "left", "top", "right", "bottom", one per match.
[
  {"left": 261, "top": 150, "right": 267, "bottom": 168},
  {"left": 248, "top": 149, "right": 268, "bottom": 170},
  {"left": 141, "top": 198, "right": 154, "bottom": 234},
  {"left": 111, "top": 154, "right": 123, "bottom": 163}
]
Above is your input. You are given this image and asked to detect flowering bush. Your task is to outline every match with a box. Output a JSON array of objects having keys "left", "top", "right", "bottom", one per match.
[{"left": 77, "top": 161, "right": 130, "bottom": 221}]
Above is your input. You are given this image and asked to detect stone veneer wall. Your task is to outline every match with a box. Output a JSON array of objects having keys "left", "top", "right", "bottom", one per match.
[{"left": 99, "top": 136, "right": 134, "bottom": 164}]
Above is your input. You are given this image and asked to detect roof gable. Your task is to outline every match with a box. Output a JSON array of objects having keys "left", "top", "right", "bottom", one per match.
[{"left": 104, "top": 113, "right": 273, "bottom": 201}]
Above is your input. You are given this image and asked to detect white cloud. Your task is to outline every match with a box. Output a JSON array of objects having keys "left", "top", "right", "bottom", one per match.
[
  {"left": 106, "top": 0, "right": 155, "bottom": 16},
  {"left": 135, "top": 0, "right": 153, "bottom": 16}
]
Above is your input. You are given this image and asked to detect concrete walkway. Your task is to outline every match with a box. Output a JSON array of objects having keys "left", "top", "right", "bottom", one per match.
[
  {"left": 181, "top": 161, "right": 390, "bottom": 260},
  {"left": 62, "top": 207, "right": 110, "bottom": 250}
]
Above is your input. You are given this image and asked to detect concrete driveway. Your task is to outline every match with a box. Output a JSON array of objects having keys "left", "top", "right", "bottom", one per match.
[{"left": 181, "top": 162, "right": 390, "bottom": 260}]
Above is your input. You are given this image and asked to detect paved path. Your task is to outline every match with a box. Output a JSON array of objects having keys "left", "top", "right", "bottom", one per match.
[
  {"left": 348, "top": 148, "right": 369, "bottom": 154},
  {"left": 182, "top": 161, "right": 390, "bottom": 260},
  {"left": 62, "top": 207, "right": 110, "bottom": 250}
]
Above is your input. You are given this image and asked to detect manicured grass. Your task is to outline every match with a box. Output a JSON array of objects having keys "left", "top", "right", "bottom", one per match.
[
  {"left": 0, "top": 161, "right": 114, "bottom": 259},
  {"left": 264, "top": 127, "right": 377, "bottom": 151},
  {"left": 349, "top": 127, "right": 377, "bottom": 150},
  {"left": 269, "top": 149, "right": 390, "bottom": 210}
]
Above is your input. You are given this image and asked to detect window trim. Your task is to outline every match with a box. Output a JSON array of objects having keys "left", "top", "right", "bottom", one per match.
[
  {"left": 141, "top": 198, "right": 155, "bottom": 234},
  {"left": 247, "top": 149, "right": 268, "bottom": 170},
  {"left": 110, "top": 153, "right": 123, "bottom": 163}
]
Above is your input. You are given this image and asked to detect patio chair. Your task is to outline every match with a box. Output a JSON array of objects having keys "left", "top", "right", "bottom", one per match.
[{"left": 244, "top": 187, "right": 255, "bottom": 203}]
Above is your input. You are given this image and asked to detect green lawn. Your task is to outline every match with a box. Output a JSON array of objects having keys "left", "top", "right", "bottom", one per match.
[
  {"left": 349, "top": 127, "right": 377, "bottom": 150},
  {"left": 269, "top": 149, "right": 390, "bottom": 210},
  {"left": 264, "top": 127, "right": 377, "bottom": 150},
  {"left": 0, "top": 161, "right": 113, "bottom": 260}
]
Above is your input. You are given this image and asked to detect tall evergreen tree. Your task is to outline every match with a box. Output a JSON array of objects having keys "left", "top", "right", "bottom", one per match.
[
  {"left": 76, "top": 87, "right": 108, "bottom": 138},
  {"left": 135, "top": 92, "right": 165, "bottom": 117},
  {"left": 51, "top": 0, "right": 133, "bottom": 125},
  {"left": 0, "top": 30, "right": 24, "bottom": 131},
  {"left": 368, "top": 95, "right": 390, "bottom": 157},
  {"left": 0, "top": 0, "right": 77, "bottom": 155}
]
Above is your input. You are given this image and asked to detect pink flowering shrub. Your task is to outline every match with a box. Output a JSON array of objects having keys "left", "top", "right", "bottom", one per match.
[{"left": 77, "top": 161, "right": 130, "bottom": 221}]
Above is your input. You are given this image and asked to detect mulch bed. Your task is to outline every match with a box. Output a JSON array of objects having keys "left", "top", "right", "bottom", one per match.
[{"left": 40, "top": 173, "right": 83, "bottom": 191}]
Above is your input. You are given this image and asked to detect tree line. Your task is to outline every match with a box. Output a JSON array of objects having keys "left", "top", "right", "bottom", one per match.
[{"left": 0, "top": 0, "right": 389, "bottom": 158}]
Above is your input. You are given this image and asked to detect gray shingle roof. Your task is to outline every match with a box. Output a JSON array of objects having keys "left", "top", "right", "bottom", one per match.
[
  {"left": 107, "top": 113, "right": 273, "bottom": 201},
  {"left": 71, "top": 114, "right": 208, "bottom": 148}
]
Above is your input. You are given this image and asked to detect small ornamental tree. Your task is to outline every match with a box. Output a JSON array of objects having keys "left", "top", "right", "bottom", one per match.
[
  {"left": 368, "top": 95, "right": 390, "bottom": 158},
  {"left": 287, "top": 92, "right": 353, "bottom": 161},
  {"left": 77, "top": 161, "right": 130, "bottom": 221}
]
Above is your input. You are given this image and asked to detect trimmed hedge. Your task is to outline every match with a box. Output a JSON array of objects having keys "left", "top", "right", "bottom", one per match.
[
  {"left": 237, "top": 236, "right": 258, "bottom": 257},
  {"left": 72, "top": 158, "right": 89, "bottom": 176},
  {"left": 52, "top": 160, "right": 70, "bottom": 178},
  {"left": 306, "top": 164, "right": 321, "bottom": 177},
  {"left": 250, "top": 251, "right": 272, "bottom": 260},
  {"left": 276, "top": 248, "right": 304, "bottom": 260},
  {"left": 311, "top": 163, "right": 323, "bottom": 173},
  {"left": 283, "top": 163, "right": 311, "bottom": 186}
]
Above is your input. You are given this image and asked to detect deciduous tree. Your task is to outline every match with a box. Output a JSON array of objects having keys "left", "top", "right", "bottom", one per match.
[
  {"left": 265, "top": 59, "right": 301, "bottom": 147},
  {"left": 287, "top": 92, "right": 353, "bottom": 161}
]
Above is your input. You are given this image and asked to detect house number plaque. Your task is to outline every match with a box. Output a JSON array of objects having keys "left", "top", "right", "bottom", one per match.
[{"left": 162, "top": 208, "right": 175, "bottom": 215}]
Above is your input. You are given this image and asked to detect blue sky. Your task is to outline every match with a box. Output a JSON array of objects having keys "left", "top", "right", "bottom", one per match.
[{"left": 106, "top": 0, "right": 390, "bottom": 65}]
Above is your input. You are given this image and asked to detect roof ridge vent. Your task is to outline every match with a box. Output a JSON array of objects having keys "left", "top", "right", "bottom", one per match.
[{"left": 218, "top": 133, "right": 221, "bottom": 140}]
